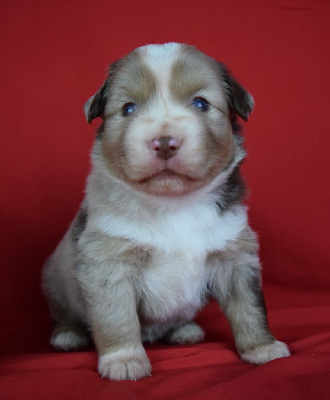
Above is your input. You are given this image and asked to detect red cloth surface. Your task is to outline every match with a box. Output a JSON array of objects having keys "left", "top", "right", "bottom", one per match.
[{"left": 1, "top": 0, "right": 329, "bottom": 398}]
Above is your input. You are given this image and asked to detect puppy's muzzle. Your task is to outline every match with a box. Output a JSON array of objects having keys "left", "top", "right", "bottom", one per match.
[{"left": 149, "top": 136, "right": 180, "bottom": 160}]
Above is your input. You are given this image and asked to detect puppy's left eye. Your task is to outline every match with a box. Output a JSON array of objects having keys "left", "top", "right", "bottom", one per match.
[
  {"left": 192, "top": 97, "right": 209, "bottom": 112},
  {"left": 122, "top": 103, "right": 137, "bottom": 117}
]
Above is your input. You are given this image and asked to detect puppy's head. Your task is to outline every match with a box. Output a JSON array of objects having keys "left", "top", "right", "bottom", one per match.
[{"left": 85, "top": 43, "right": 253, "bottom": 197}]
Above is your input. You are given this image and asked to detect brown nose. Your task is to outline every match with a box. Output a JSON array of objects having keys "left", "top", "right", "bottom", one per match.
[{"left": 149, "top": 136, "right": 180, "bottom": 160}]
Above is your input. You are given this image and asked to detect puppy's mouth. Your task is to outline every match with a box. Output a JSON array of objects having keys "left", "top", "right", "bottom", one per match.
[
  {"left": 131, "top": 167, "right": 206, "bottom": 196},
  {"left": 137, "top": 168, "right": 196, "bottom": 184}
]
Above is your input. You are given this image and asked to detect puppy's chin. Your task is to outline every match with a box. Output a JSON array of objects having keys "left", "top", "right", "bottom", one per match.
[{"left": 129, "top": 170, "right": 205, "bottom": 197}]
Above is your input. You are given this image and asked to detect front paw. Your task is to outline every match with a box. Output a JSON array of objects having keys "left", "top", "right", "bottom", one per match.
[
  {"left": 98, "top": 345, "right": 151, "bottom": 381},
  {"left": 240, "top": 340, "right": 290, "bottom": 365}
]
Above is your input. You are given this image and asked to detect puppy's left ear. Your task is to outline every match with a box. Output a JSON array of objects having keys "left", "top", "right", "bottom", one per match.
[{"left": 219, "top": 63, "right": 254, "bottom": 121}]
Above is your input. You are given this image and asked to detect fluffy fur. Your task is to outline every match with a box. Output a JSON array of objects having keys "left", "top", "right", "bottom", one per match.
[{"left": 42, "top": 42, "right": 290, "bottom": 381}]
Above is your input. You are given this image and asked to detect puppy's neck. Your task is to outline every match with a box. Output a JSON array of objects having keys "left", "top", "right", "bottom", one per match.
[{"left": 87, "top": 159, "right": 243, "bottom": 221}]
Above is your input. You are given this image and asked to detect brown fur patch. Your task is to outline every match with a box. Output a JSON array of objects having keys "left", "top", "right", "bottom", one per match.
[
  {"left": 71, "top": 207, "right": 88, "bottom": 242},
  {"left": 169, "top": 56, "right": 211, "bottom": 102},
  {"left": 227, "top": 225, "right": 259, "bottom": 254},
  {"left": 79, "top": 232, "right": 152, "bottom": 271},
  {"left": 207, "top": 226, "right": 258, "bottom": 262},
  {"left": 104, "top": 52, "right": 157, "bottom": 116},
  {"left": 170, "top": 46, "right": 228, "bottom": 110}
]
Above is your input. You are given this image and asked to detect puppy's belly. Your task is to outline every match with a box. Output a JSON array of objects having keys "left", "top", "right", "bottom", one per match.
[{"left": 138, "top": 252, "right": 208, "bottom": 325}]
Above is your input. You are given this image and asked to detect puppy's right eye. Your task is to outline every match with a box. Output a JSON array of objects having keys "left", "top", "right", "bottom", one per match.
[
  {"left": 192, "top": 97, "right": 209, "bottom": 112},
  {"left": 122, "top": 103, "right": 137, "bottom": 117}
]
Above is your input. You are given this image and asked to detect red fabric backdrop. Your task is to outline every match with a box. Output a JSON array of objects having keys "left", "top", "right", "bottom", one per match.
[{"left": 1, "top": 0, "right": 329, "bottom": 398}]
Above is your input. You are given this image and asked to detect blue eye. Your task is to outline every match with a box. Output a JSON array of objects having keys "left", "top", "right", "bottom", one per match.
[
  {"left": 192, "top": 97, "right": 209, "bottom": 112},
  {"left": 122, "top": 103, "right": 137, "bottom": 116}
]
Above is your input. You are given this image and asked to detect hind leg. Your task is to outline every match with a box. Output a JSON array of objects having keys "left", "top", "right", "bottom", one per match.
[
  {"left": 166, "top": 321, "right": 205, "bottom": 345},
  {"left": 43, "top": 265, "right": 89, "bottom": 351},
  {"left": 47, "top": 296, "right": 89, "bottom": 351},
  {"left": 51, "top": 323, "right": 89, "bottom": 351},
  {"left": 42, "top": 229, "right": 89, "bottom": 351}
]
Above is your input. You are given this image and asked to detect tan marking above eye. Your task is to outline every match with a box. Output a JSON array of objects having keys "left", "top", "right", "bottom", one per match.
[
  {"left": 169, "top": 55, "right": 212, "bottom": 102},
  {"left": 109, "top": 55, "right": 157, "bottom": 107}
]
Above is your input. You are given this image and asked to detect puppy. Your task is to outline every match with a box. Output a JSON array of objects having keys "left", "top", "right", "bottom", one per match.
[{"left": 42, "top": 42, "right": 290, "bottom": 381}]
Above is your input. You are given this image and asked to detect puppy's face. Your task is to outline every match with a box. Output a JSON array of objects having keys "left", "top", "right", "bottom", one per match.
[{"left": 86, "top": 43, "right": 253, "bottom": 196}]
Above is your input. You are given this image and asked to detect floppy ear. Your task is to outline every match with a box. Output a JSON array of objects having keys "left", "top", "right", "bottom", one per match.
[
  {"left": 84, "top": 60, "right": 121, "bottom": 124},
  {"left": 84, "top": 78, "right": 110, "bottom": 124},
  {"left": 219, "top": 63, "right": 254, "bottom": 121}
]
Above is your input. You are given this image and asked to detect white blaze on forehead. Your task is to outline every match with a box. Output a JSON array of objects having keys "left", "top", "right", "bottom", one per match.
[
  {"left": 138, "top": 42, "right": 181, "bottom": 62},
  {"left": 137, "top": 43, "right": 182, "bottom": 93},
  {"left": 132, "top": 43, "right": 189, "bottom": 139}
]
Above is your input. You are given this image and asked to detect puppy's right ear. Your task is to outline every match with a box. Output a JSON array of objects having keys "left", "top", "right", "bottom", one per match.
[
  {"left": 84, "top": 60, "right": 120, "bottom": 124},
  {"left": 84, "top": 79, "right": 110, "bottom": 124}
]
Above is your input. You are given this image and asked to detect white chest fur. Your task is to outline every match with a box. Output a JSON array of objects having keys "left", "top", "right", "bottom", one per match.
[
  {"left": 88, "top": 197, "right": 248, "bottom": 256},
  {"left": 87, "top": 195, "right": 248, "bottom": 323},
  {"left": 139, "top": 249, "right": 208, "bottom": 324}
]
